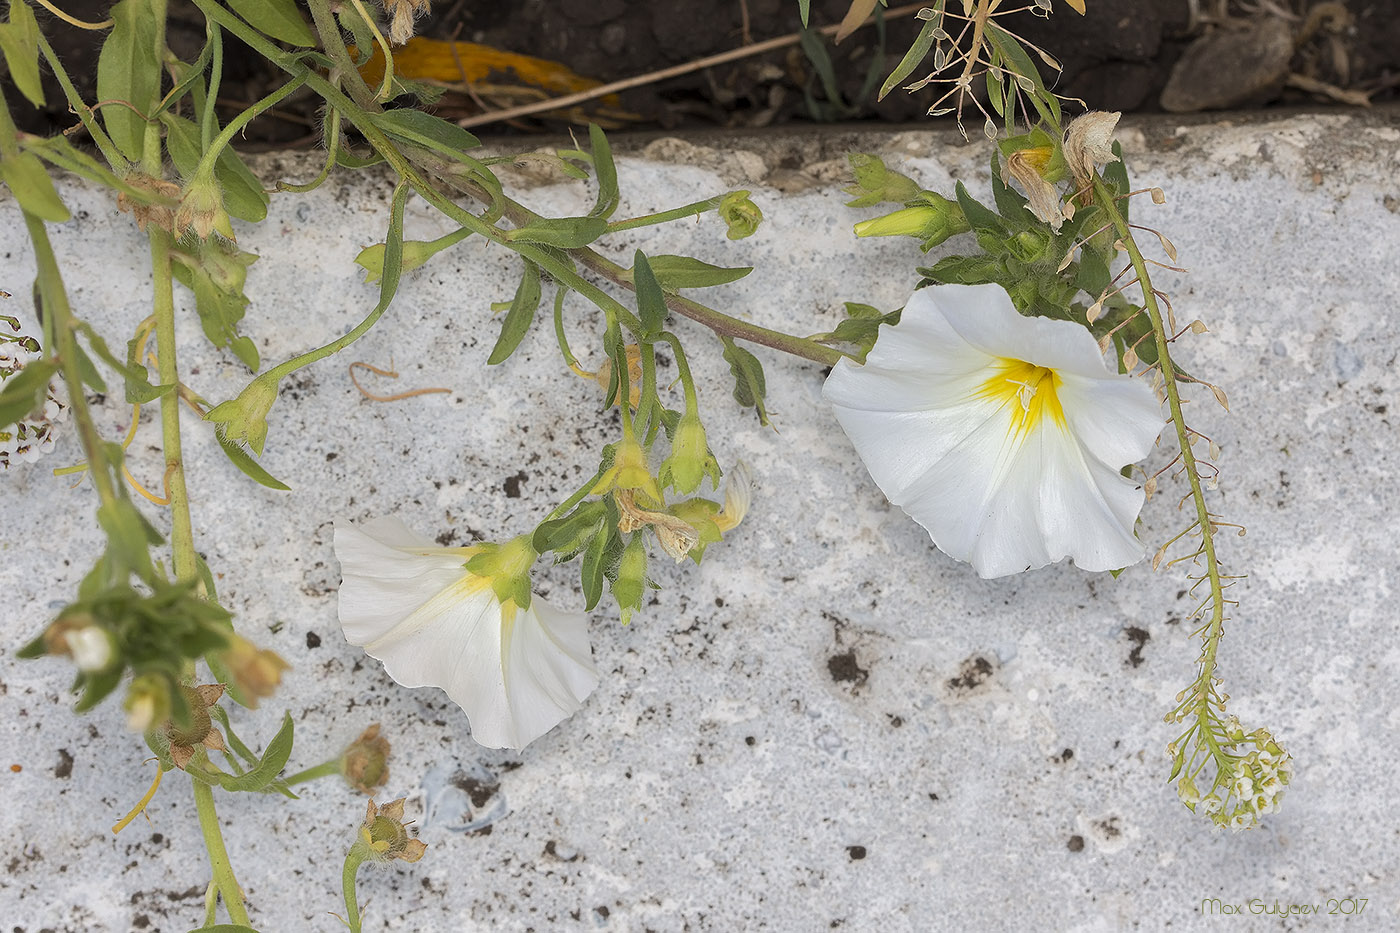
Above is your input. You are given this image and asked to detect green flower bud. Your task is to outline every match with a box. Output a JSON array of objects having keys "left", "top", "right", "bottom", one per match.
[
  {"left": 613, "top": 533, "right": 649, "bottom": 625},
  {"left": 843, "top": 153, "right": 920, "bottom": 208},
  {"left": 663, "top": 411, "right": 710, "bottom": 495},
  {"left": 718, "top": 191, "right": 763, "bottom": 240},
  {"left": 174, "top": 169, "right": 235, "bottom": 241},
  {"left": 205, "top": 371, "right": 280, "bottom": 455},
  {"left": 853, "top": 193, "right": 968, "bottom": 250}
]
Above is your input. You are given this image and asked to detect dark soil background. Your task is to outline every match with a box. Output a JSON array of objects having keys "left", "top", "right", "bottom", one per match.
[{"left": 9, "top": 0, "right": 1400, "bottom": 146}]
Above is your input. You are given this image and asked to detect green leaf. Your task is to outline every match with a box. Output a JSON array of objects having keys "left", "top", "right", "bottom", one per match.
[
  {"left": 632, "top": 252, "right": 668, "bottom": 338},
  {"left": 646, "top": 255, "right": 753, "bottom": 290},
  {"left": 507, "top": 216, "right": 608, "bottom": 249},
  {"left": 1074, "top": 243, "right": 1111, "bottom": 297},
  {"left": 1102, "top": 140, "right": 1131, "bottom": 223},
  {"left": 986, "top": 68, "right": 1005, "bottom": 118},
  {"left": 798, "top": 0, "right": 811, "bottom": 27},
  {"left": 954, "top": 181, "right": 1005, "bottom": 239},
  {"left": 0, "top": 356, "right": 56, "bottom": 426},
  {"left": 371, "top": 108, "right": 482, "bottom": 155},
  {"left": 170, "top": 242, "right": 260, "bottom": 371},
  {"left": 985, "top": 22, "right": 1059, "bottom": 126},
  {"left": 214, "top": 431, "right": 291, "bottom": 490},
  {"left": 798, "top": 26, "right": 849, "bottom": 118},
  {"left": 0, "top": 0, "right": 44, "bottom": 107},
  {"left": 225, "top": 0, "right": 316, "bottom": 46},
  {"left": 96, "top": 0, "right": 161, "bottom": 162},
  {"left": 0, "top": 152, "right": 69, "bottom": 222},
  {"left": 187, "top": 924, "right": 262, "bottom": 932},
  {"left": 880, "top": 2, "right": 942, "bottom": 101},
  {"left": 587, "top": 124, "right": 619, "bottom": 219},
  {"left": 918, "top": 254, "right": 1002, "bottom": 287},
  {"left": 213, "top": 145, "right": 269, "bottom": 224},
  {"left": 580, "top": 527, "right": 611, "bottom": 612},
  {"left": 75, "top": 322, "right": 172, "bottom": 403},
  {"left": 720, "top": 337, "right": 769, "bottom": 426},
  {"left": 808, "top": 301, "right": 902, "bottom": 363},
  {"left": 216, "top": 713, "right": 293, "bottom": 793},
  {"left": 487, "top": 262, "right": 543, "bottom": 365}
]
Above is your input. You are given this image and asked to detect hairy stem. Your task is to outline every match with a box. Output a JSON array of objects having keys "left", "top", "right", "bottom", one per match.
[
  {"left": 150, "top": 230, "right": 198, "bottom": 583},
  {"left": 342, "top": 847, "right": 366, "bottom": 933}
]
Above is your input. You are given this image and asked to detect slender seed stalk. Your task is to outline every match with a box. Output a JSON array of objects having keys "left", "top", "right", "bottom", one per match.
[{"left": 1091, "top": 175, "right": 1229, "bottom": 737}]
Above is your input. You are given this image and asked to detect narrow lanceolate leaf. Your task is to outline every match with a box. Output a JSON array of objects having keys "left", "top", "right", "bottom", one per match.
[
  {"left": 720, "top": 337, "right": 770, "bottom": 426},
  {"left": 0, "top": 152, "right": 69, "bottom": 222},
  {"left": 0, "top": 0, "right": 44, "bottom": 107},
  {"left": 879, "top": 2, "right": 942, "bottom": 100},
  {"left": 798, "top": 0, "right": 812, "bottom": 27},
  {"left": 224, "top": 0, "right": 316, "bottom": 46},
  {"left": 506, "top": 216, "right": 608, "bottom": 248},
  {"left": 371, "top": 109, "right": 482, "bottom": 155},
  {"left": 646, "top": 255, "right": 753, "bottom": 290},
  {"left": 216, "top": 713, "right": 294, "bottom": 792},
  {"left": 215, "top": 432, "right": 291, "bottom": 490},
  {"left": 74, "top": 322, "right": 172, "bottom": 403},
  {"left": 587, "top": 124, "right": 619, "bottom": 219},
  {"left": 835, "top": 0, "right": 881, "bottom": 43},
  {"left": 487, "top": 262, "right": 543, "bottom": 365},
  {"left": 984, "top": 22, "right": 1059, "bottom": 126},
  {"left": 96, "top": 0, "right": 161, "bottom": 162},
  {"left": 632, "top": 252, "right": 668, "bottom": 338}
]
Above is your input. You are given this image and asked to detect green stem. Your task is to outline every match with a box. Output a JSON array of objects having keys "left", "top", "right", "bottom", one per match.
[
  {"left": 33, "top": 31, "right": 125, "bottom": 169},
  {"left": 150, "top": 230, "right": 198, "bottom": 583},
  {"left": 605, "top": 195, "right": 725, "bottom": 233},
  {"left": 539, "top": 467, "right": 608, "bottom": 524},
  {"left": 303, "top": 0, "right": 377, "bottom": 110},
  {"left": 191, "top": 0, "right": 844, "bottom": 368},
  {"left": 282, "top": 758, "right": 341, "bottom": 787},
  {"left": 342, "top": 847, "right": 367, "bottom": 933},
  {"left": 276, "top": 107, "right": 341, "bottom": 193},
  {"left": 202, "top": 881, "right": 218, "bottom": 928},
  {"left": 658, "top": 332, "right": 700, "bottom": 411},
  {"left": 193, "top": 779, "right": 251, "bottom": 925},
  {"left": 552, "top": 287, "right": 580, "bottom": 370},
  {"left": 264, "top": 183, "right": 409, "bottom": 382},
  {"left": 1091, "top": 175, "right": 1228, "bottom": 741},
  {"left": 191, "top": 72, "right": 308, "bottom": 183},
  {"left": 21, "top": 211, "right": 120, "bottom": 507},
  {"left": 201, "top": 21, "right": 223, "bottom": 152}
]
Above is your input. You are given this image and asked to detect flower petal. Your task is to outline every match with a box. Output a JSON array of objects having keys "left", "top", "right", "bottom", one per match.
[
  {"left": 334, "top": 518, "right": 472, "bottom": 646},
  {"left": 497, "top": 598, "right": 599, "bottom": 748}
]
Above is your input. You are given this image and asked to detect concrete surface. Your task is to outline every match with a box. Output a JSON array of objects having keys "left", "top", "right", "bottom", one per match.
[{"left": 2, "top": 110, "right": 1398, "bottom": 932}]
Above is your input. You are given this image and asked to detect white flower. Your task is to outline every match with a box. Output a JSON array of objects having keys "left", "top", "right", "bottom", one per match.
[
  {"left": 822, "top": 283, "right": 1163, "bottom": 578},
  {"left": 333, "top": 517, "right": 599, "bottom": 749},
  {"left": 65, "top": 626, "right": 113, "bottom": 672}
]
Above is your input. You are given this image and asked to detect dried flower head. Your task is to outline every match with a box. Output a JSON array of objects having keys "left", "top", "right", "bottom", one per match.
[
  {"left": 340, "top": 724, "right": 391, "bottom": 795},
  {"left": 161, "top": 684, "right": 228, "bottom": 770},
  {"left": 359, "top": 797, "right": 427, "bottom": 862},
  {"left": 1064, "top": 111, "right": 1121, "bottom": 188},
  {"left": 382, "top": 0, "right": 431, "bottom": 46},
  {"left": 115, "top": 173, "right": 182, "bottom": 233}
]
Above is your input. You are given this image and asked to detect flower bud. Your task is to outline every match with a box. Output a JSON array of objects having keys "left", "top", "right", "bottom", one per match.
[
  {"left": 66, "top": 626, "right": 115, "bottom": 672},
  {"left": 843, "top": 153, "right": 920, "bottom": 208},
  {"left": 174, "top": 169, "right": 235, "bottom": 240},
  {"left": 124, "top": 674, "right": 170, "bottom": 733},
  {"left": 664, "top": 411, "right": 709, "bottom": 495},
  {"left": 718, "top": 191, "right": 763, "bottom": 240},
  {"left": 217, "top": 634, "right": 290, "bottom": 706},
  {"left": 340, "top": 724, "right": 391, "bottom": 795},
  {"left": 853, "top": 192, "right": 968, "bottom": 250},
  {"left": 205, "top": 371, "right": 280, "bottom": 455},
  {"left": 592, "top": 434, "right": 663, "bottom": 505},
  {"left": 613, "top": 533, "right": 649, "bottom": 625}
]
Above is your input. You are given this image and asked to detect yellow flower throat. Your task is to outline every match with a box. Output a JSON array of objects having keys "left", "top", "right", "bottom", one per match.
[{"left": 979, "top": 358, "right": 1065, "bottom": 435}]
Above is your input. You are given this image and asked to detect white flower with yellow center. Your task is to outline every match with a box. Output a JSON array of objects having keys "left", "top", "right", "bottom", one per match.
[
  {"left": 823, "top": 283, "right": 1163, "bottom": 578},
  {"left": 334, "top": 518, "right": 598, "bottom": 749}
]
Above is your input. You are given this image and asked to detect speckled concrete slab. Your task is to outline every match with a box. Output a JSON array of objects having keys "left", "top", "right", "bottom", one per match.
[{"left": 2, "top": 112, "right": 1398, "bottom": 932}]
